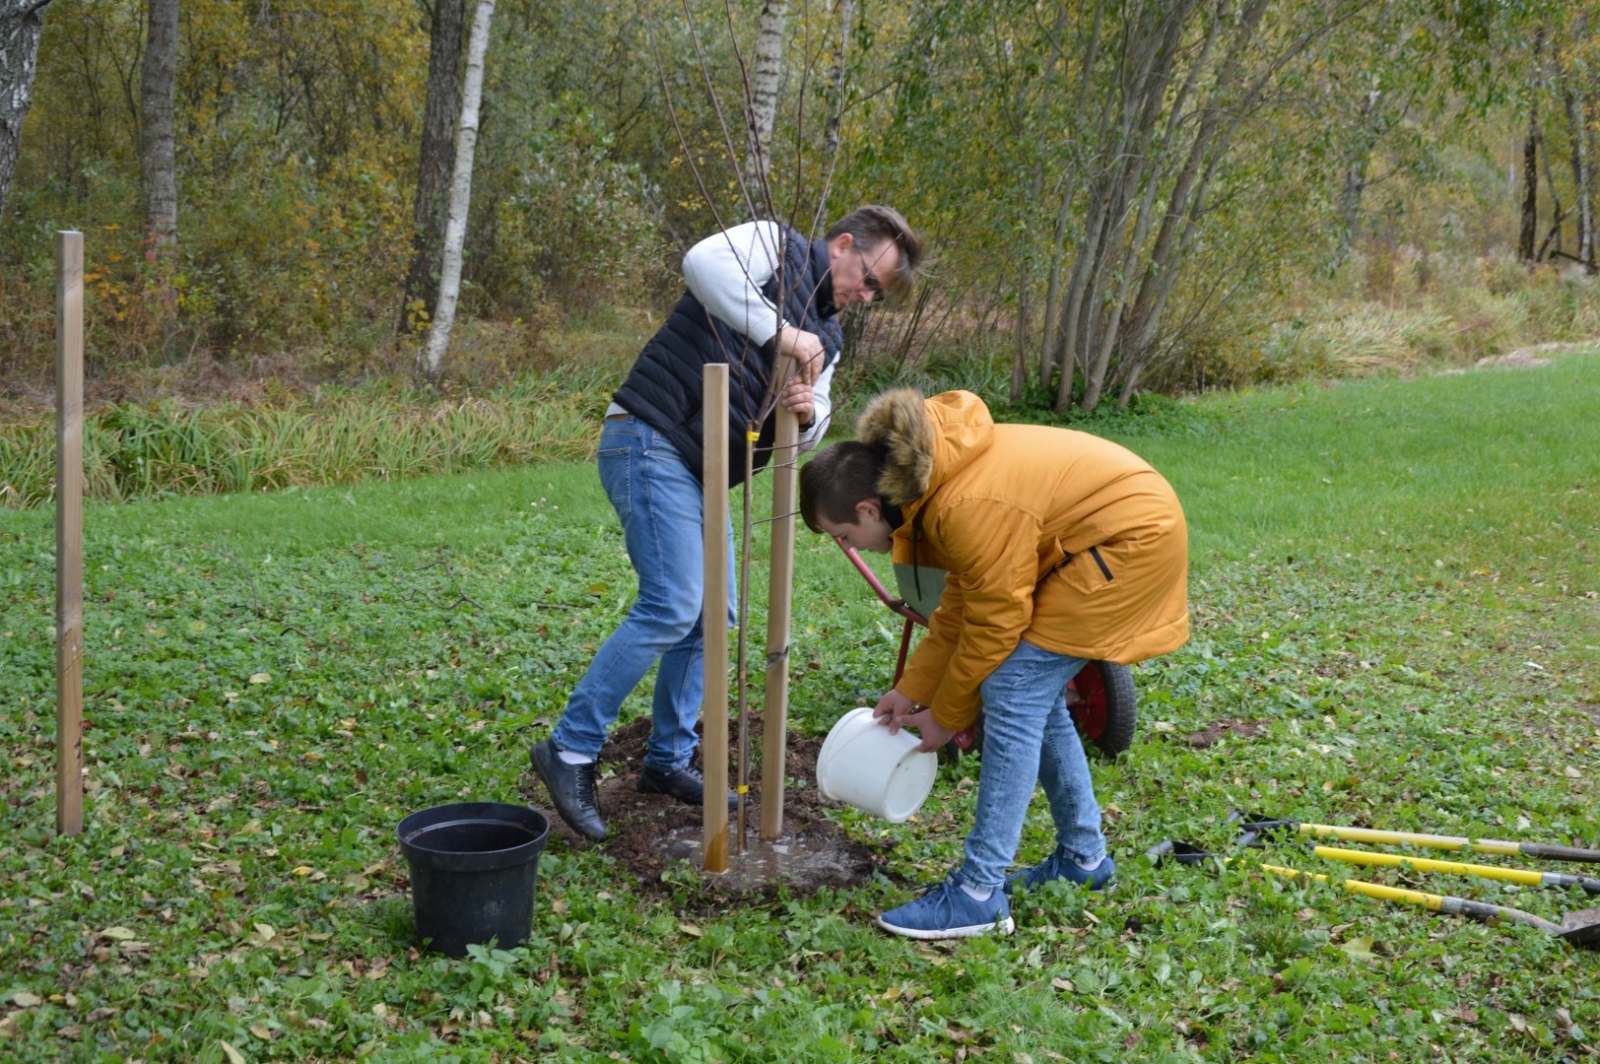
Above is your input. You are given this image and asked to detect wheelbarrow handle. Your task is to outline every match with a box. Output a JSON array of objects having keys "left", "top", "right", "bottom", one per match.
[{"left": 836, "top": 542, "right": 928, "bottom": 626}]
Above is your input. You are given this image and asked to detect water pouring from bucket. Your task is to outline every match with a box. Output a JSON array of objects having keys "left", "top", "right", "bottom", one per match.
[{"left": 815, "top": 707, "right": 938, "bottom": 823}]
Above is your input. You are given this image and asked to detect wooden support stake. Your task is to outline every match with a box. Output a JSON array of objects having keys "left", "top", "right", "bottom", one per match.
[
  {"left": 701, "top": 364, "right": 730, "bottom": 873},
  {"left": 760, "top": 397, "right": 799, "bottom": 839},
  {"left": 56, "top": 231, "right": 85, "bottom": 838}
]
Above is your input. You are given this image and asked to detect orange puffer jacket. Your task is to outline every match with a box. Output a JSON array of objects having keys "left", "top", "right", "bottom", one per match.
[{"left": 860, "top": 389, "right": 1189, "bottom": 732}]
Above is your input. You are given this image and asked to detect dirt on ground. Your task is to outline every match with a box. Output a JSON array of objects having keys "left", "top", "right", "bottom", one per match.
[
  {"left": 1176, "top": 718, "right": 1270, "bottom": 749},
  {"left": 519, "top": 717, "right": 892, "bottom": 902}
]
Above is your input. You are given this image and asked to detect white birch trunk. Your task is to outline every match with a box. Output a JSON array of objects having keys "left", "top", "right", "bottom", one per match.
[
  {"left": 745, "top": 0, "right": 787, "bottom": 209},
  {"left": 422, "top": 0, "right": 495, "bottom": 380},
  {"left": 0, "top": 0, "right": 54, "bottom": 218}
]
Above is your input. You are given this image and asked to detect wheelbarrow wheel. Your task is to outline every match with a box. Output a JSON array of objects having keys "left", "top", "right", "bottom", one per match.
[
  {"left": 1070, "top": 660, "right": 1137, "bottom": 758},
  {"left": 940, "top": 660, "right": 1137, "bottom": 762}
]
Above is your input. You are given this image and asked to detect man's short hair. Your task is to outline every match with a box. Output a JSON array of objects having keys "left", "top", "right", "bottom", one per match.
[
  {"left": 799, "top": 441, "right": 885, "bottom": 534},
  {"left": 826, "top": 206, "right": 924, "bottom": 301}
]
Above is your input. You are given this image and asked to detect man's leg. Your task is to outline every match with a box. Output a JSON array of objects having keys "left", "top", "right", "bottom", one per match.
[
  {"left": 551, "top": 417, "right": 705, "bottom": 758},
  {"left": 645, "top": 518, "right": 736, "bottom": 774},
  {"left": 534, "top": 418, "right": 704, "bottom": 839}
]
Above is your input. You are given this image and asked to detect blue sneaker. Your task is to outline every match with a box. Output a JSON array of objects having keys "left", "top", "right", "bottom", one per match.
[
  {"left": 1006, "top": 850, "right": 1116, "bottom": 894},
  {"left": 876, "top": 878, "right": 1014, "bottom": 940}
]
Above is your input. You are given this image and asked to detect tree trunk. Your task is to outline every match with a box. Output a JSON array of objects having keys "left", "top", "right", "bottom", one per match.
[
  {"left": 745, "top": 0, "right": 787, "bottom": 213},
  {"left": 140, "top": 0, "right": 179, "bottom": 321},
  {"left": 0, "top": 0, "right": 53, "bottom": 219},
  {"left": 822, "top": 0, "right": 851, "bottom": 164},
  {"left": 401, "top": 0, "right": 466, "bottom": 334},
  {"left": 421, "top": 0, "right": 494, "bottom": 381},
  {"left": 1520, "top": 109, "right": 1539, "bottom": 262},
  {"left": 1563, "top": 81, "right": 1594, "bottom": 270},
  {"left": 1520, "top": 25, "right": 1544, "bottom": 263}
]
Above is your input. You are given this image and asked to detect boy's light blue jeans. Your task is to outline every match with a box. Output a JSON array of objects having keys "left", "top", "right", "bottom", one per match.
[
  {"left": 957, "top": 640, "right": 1108, "bottom": 891},
  {"left": 551, "top": 414, "right": 735, "bottom": 773}
]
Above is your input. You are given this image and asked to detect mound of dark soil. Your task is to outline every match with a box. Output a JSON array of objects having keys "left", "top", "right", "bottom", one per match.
[{"left": 519, "top": 717, "right": 891, "bottom": 901}]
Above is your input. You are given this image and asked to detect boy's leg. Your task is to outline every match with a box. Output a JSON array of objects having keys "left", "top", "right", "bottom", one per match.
[
  {"left": 550, "top": 418, "right": 705, "bottom": 759},
  {"left": 1036, "top": 668, "right": 1109, "bottom": 867},
  {"left": 954, "top": 641, "right": 1083, "bottom": 892}
]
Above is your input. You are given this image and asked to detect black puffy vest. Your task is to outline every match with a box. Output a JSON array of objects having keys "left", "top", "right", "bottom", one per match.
[{"left": 612, "top": 228, "right": 842, "bottom": 486}]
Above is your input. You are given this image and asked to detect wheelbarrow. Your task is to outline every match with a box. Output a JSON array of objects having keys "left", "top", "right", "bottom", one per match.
[{"left": 835, "top": 542, "right": 1137, "bottom": 758}]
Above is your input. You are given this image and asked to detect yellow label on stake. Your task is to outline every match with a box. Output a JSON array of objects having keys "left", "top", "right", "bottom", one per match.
[
  {"left": 746, "top": 431, "right": 760, "bottom": 441},
  {"left": 737, "top": 785, "right": 749, "bottom": 794}
]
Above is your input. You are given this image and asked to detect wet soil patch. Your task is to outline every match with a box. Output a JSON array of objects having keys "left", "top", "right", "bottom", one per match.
[
  {"left": 520, "top": 717, "right": 891, "bottom": 902},
  {"left": 1176, "top": 718, "right": 1270, "bottom": 749}
]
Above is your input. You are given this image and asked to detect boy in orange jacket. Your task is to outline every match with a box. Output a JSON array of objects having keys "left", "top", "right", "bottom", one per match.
[{"left": 799, "top": 389, "right": 1188, "bottom": 939}]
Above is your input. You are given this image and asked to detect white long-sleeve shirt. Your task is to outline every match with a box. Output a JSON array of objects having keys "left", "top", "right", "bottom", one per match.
[{"left": 608, "top": 221, "right": 838, "bottom": 448}]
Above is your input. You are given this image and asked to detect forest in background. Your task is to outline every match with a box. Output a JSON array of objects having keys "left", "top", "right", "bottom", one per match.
[{"left": 4, "top": 0, "right": 1600, "bottom": 416}]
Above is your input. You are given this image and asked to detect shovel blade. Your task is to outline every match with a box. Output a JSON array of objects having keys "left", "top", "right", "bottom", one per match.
[{"left": 1558, "top": 908, "right": 1600, "bottom": 948}]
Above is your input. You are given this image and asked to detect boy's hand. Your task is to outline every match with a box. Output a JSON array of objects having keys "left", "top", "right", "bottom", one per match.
[{"left": 874, "top": 692, "right": 955, "bottom": 753}]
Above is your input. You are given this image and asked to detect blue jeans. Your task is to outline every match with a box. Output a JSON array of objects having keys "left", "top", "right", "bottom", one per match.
[
  {"left": 551, "top": 415, "right": 735, "bottom": 772},
  {"left": 957, "top": 641, "right": 1107, "bottom": 891}
]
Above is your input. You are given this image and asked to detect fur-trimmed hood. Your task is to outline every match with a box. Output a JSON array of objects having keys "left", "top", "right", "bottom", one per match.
[{"left": 855, "top": 388, "right": 995, "bottom": 508}]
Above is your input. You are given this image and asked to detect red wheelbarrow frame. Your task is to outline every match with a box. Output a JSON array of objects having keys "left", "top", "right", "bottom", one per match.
[{"left": 835, "top": 542, "right": 1135, "bottom": 756}]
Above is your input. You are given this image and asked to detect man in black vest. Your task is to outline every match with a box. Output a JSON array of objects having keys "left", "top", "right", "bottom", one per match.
[{"left": 531, "top": 207, "right": 923, "bottom": 841}]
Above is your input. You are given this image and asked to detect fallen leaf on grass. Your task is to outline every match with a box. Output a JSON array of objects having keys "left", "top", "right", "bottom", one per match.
[
  {"left": 220, "top": 1040, "right": 247, "bottom": 1063},
  {"left": 99, "top": 927, "right": 137, "bottom": 942},
  {"left": 677, "top": 923, "right": 702, "bottom": 937},
  {"left": 1340, "top": 935, "right": 1382, "bottom": 964},
  {"left": 10, "top": 992, "right": 42, "bottom": 1008}
]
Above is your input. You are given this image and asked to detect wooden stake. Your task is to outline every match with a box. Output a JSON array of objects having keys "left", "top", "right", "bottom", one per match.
[
  {"left": 701, "top": 364, "right": 730, "bottom": 872},
  {"left": 760, "top": 395, "right": 799, "bottom": 840},
  {"left": 56, "top": 231, "right": 85, "bottom": 838}
]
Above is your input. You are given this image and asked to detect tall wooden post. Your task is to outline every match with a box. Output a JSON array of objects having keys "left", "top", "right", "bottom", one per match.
[
  {"left": 56, "top": 231, "right": 85, "bottom": 838},
  {"left": 701, "top": 365, "right": 730, "bottom": 872},
  {"left": 760, "top": 382, "right": 799, "bottom": 839}
]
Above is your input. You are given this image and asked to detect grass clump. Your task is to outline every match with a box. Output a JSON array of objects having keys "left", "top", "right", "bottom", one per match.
[{"left": 0, "top": 379, "right": 605, "bottom": 509}]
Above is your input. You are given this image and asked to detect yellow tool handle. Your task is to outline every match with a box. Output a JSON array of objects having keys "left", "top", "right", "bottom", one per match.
[
  {"left": 1262, "top": 863, "right": 1446, "bottom": 910},
  {"left": 1298, "top": 823, "right": 1520, "bottom": 856},
  {"left": 1311, "top": 845, "right": 1545, "bottom": 887}
]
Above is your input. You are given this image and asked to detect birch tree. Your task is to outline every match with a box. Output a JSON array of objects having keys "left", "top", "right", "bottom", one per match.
[
  {"left": 140, "top": 0, "right": 179, "bottom": 311},
  {"left": 421, "top": 0, "right": 494, "bottom": 380},
  {"left": 401, "top": 0, "right": 466, "bottom": 333},
  {"left": 0, "top": 0, "right": 54, "bottom": 218},
  {"left": 745, "top": 0, "right": 787, "bottom": 213}
]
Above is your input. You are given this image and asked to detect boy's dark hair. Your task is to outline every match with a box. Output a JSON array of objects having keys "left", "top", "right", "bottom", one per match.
[
  {"left": 799, "top": 441, "right": 885, "bottom": 534},
  {"left": 826, "top": 205, "right": 924, "bottom": 301}
]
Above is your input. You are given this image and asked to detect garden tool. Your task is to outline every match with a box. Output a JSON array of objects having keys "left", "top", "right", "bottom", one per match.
[
  {"left": 1231, "top": 815, "right": 1600, "bottom": 894},
  {"left": 1232, "top": 813, "right": 1600, "bottom": 865},
  {"left": 1147, "top": 840, "right": 1600, "bottom": 948}
]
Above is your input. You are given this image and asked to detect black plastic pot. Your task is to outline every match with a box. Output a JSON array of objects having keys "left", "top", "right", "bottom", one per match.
[{"left": 397, "top": 802, "right": 550, "bottom": 957}]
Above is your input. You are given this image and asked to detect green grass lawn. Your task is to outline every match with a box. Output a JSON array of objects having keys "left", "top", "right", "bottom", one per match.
[{"left": 2, "top": 355, "right": 1598, "bottom": 1062}]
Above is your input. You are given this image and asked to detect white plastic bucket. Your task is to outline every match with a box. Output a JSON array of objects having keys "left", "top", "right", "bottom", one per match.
[{"left": 815, "top": 707, "right": 938, "bottom": 823}]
